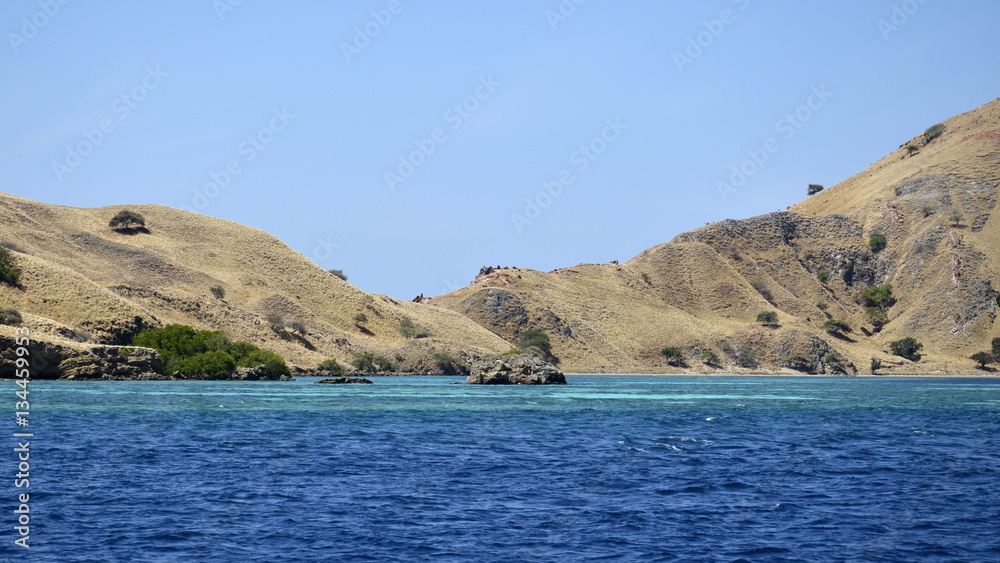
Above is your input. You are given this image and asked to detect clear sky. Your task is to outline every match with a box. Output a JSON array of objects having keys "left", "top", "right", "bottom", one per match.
[{"left": 2, "top": 1, "right": 998, "bottom": 299}]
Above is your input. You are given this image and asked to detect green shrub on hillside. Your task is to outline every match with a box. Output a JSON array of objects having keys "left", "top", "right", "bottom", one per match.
[
  {"left": 756, "top": 311, "right": 779, "bottom": 327},
  {"left": 132, "top": 324, "right": 289, "bottom": 378},
  {"left": 971, "top": 352, "right": 994, "bottom": 369},
  {"left": 398, "top": 317, "right": 430, "bottom": 339},
  {"left": 824, "top": 319, "right": 852, "bottom": 335},
  {"left": 210, "top": 285, "right": 225, "bottom": 299},
  {"left": 807, "top": 184, "right": 824, "bottom": 196},
  {"left": 750, "top": 280, "right": 774, "bottom": 303},
  {"left": 869, "top": 233, "right": 887, "bottom": 253},
  {"left": 862, "top": 284, "right": 895, "bottom": 309},
  {"left": 328, "top": 269, "right": 348, "bottom": 281},
  {"left": 992, "top": 337, "right": 1000, "bottom": 357},
  {"left": 0, "top": 307, "right": 23, "bottom": 325},
  {"left": 286, "top": 319, "right": 308, "bottom": 335},
  {"left": 318, "top": 359, "right": 345, "bottom": 375},
  {"left": 352, "top": 353, "right": 395, "bottom": 374},
  {"left": 889, "top": 337, "right": 923, "bottom": 361},
  {"left": 870, "top": 357, "right": 883, "bottom": 374},
  {"left": 660, "top": 347, "right": 685, "bottom": 366},
  {"left": 0, "top": 247, "right": 21, "bottom": 286},
  {"left": 518, "top": 329, "right": 557, "bottom": 363},
  {"left": 266, "top": 313, "right": 285, "bottom": 331},
  {"left": 923, "top": 123, "right": 945, "bottom": 142},
  {"left": 817, "top": 272, "right": 829, "bottom": 284},
  {"left": 700, "top": 350, "right": 720, "bottom": 365}
]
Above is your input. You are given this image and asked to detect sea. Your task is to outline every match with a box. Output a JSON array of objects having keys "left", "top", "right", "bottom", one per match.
[{"left": 3, "top": 376, "right": 999, "bottom": 562}]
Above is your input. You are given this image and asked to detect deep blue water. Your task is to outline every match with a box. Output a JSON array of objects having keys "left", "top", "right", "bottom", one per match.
[{"left": 3, "top": 376, "right": 1000, "bottom": 562}]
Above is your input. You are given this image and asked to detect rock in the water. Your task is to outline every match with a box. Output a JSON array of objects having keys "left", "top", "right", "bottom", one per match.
[
  {"left": 0, "top": 334, "right": 165, "bottom": 380},
  {"left": 466, "top": 354, "right": 566, "bottom": 385},
  {"left": 229, "top": 365, "right": 292, "bottom": 381},
  {"left": 316, "top": 376, "right": 374, "bottom": 384}
]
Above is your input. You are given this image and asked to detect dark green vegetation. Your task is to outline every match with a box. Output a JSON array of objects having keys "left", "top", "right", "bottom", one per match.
[
  {"left": 868, "top": 233, "right": 887, "bottom": 253},
  {"left": 807, "top": 184, "right": 824, "bottom": 196},
  {"left": 0, "top": 246, "right": 20, "bottom": 286},
  {"left": 132, "top": 324, "right": 289, "bottom": 379},
  {"left": 318, "top": 359, "right": 345, "bottom": 375},
  {"left": 970, "top": 352, "right": 994, "bottom": 369},
  {"left": 750, "top": 280, "right": 774, "bottom": 303},
  {"left": 700, "top": 350, "right": 720, "bottom": 365},
  {"left": 352, "top": 353, "right": 395, "bottom": 374},
  {"left": 108, "top": 210, "right": 146, "bottom": 232},
  {"left": 266, "top": 313, "right": 284, "bottom": 331},
  {"left": 870, "top": 357, "right": 882, "bottom": 374},
  {"left": 924, "top": 123, "right": 945, "bottom": 142},
  {"left": 210, "top": 285, "right": 225, "bottom": 299},
  {"left": 862, "top": 284, "right": 896, "bottom": 331},
  {"left": 817, "top": 271, "right": 829, "bottom": 284},
  {"left": 518, "top": 329, "right": 557, "bottom": 363},
  {"left": 660, "top": 347, "right": 685, "bottom": 366},
  {"left": 398, "top": 317, "right": 430, "bottom": 339},
  {"left": 824, "top": 319, "right": 852, "bottom": 335},
  {"left": 889, "top": 337, "right": 923, "bottom": 361},
  {"left": 0, "top": 307, "right": 22, "bottom": 325},
  {"left": 906, "top": 144, "right": 920, "bottom": 157},
  {"left": 756, "top": 311, "right": 779, "bottom": 327},
  {"left": 328, "top": 269, "right": 347, "bottom": 281}
]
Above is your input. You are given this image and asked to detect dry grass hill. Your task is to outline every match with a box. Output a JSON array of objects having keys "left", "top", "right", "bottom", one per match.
[
  {"left": 3, "top": 98, "right": 998, "bottom": 376},
  {"left": 0, "top": 197, "right": 510, "bottom": 373},
  {"left": 431, "top": 98, "right": 1000, "bottom": 374}
]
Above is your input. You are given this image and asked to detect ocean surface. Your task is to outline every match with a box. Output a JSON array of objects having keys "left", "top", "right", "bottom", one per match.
[{"left": 3, "top": 376, "right": 1000, "bottom": 562}]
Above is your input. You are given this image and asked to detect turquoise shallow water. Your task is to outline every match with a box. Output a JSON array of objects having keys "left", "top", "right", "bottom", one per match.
[{"left": 3, "top": 376, "right": 1000, "bottom": 561}]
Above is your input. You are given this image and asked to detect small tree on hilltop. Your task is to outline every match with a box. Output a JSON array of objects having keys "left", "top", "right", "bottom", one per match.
[
  {"left": 328, "top": 269, "right": 347, "bottom": 281},
  {"left": 923, "top": 123, "right": 945, "bottom": 143},
  {"left": 807, "top": 184, "right": 824, "bottom": 196},
  {"left": 518, "top": 329, "right": 556, "bottom": 363},
  {"left": 109, "top": 210, "right": 146, "bottom": 232}
]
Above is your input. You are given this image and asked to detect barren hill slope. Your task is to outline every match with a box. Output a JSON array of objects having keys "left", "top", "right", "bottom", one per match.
[
  {"left": 432, "top": 98, "right": 1000, "bottom": 374},
  {"left": 0, "top": 195, "right": 509, "bottom": 371}
]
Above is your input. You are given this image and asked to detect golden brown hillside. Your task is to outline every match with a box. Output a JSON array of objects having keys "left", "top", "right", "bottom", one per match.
[
  {"left": 432, "top": 98, "right": 1000, "bottom": 374},
  {"left": 0, "top": 195, "right": 509, "bottom": 372}
]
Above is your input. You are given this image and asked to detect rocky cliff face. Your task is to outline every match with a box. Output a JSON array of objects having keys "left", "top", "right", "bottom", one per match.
[{"left": 0, "top": 333, "right": 164, "bottom": 380}]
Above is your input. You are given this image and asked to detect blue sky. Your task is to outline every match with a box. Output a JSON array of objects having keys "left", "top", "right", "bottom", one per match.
[{"left": 2, "top": 1, "right": 998, "bottom": 299}]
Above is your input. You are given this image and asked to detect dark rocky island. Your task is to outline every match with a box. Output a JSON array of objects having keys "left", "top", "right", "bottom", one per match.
[{"left": 466, "top": 354, "right": 566, "bottom": 385}]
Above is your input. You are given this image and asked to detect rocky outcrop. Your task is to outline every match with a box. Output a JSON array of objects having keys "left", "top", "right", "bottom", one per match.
[
  {"left": 226, "top": 365, "right": 293, "bottom": 381},
  {"left": 316, "top": 376, "right": 374, "bottom": 384},
  {"left": 0, "top": 334, "right": 165, "bottom": 380},
  {"left": 467, "top": 354, "right": 566, "bottom": 385}
]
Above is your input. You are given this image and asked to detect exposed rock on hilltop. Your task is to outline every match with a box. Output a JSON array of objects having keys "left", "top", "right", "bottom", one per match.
[{"left": 466, "top": 354, "right": 566, "bottom": 384}]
